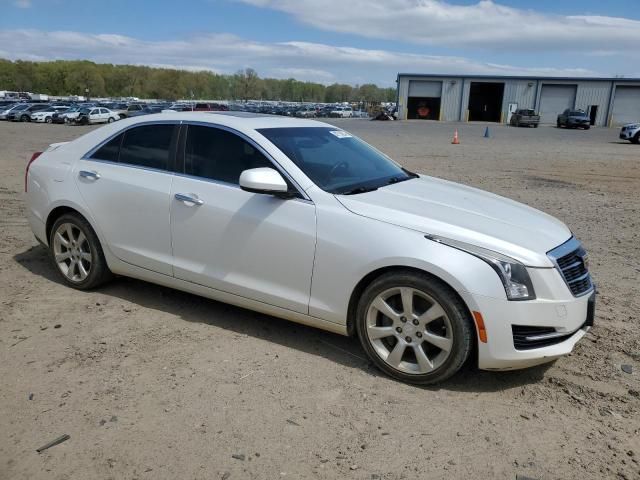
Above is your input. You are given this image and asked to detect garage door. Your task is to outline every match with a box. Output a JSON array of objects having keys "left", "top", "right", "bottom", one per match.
[
  {"left": 611, "top": 86, "right": 640, "bottom": 126},
  {"left": 408, "top": 81, "right": 442, "bottom": 98},
  {"left": 539, "top": 85, "right": 577, "bottom": 124}
]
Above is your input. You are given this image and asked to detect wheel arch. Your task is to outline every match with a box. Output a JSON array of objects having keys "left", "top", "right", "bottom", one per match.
[{"left": 345, "top": 265, "right": 476, "bottom": 339}]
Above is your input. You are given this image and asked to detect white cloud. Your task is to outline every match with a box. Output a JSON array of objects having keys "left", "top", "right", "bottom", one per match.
[
  {"left": 0, "top": 29, "right": 599, "bottom": 86},
  {"left": 237, "top": 0, "right": 640, "bottom": 52}
]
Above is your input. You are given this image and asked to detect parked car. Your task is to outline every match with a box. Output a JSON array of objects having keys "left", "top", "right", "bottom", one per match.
[
  {"left": 55, "top": 105, "right": 82, "bottom": 123},
  {"left": 102, "top": 102, "right": 128, "bottom": 119},
  {"left": 330, "top": 106, "right": 353, "bottom": 118},
  {"left": 510, "top": 109, "right": 540, "bottom": 128},
  {"left": 74, "top": 107, "right": 119, "bottom": 125},
  {"left": 30, "top": 106, "right": 69, "bottom": 123},
  {"left": 116, "top": 104, "right": 146, "bottom": 118},
  {"left": 557, "top": 109, "right": 590, "bottom": 129},
  {"left": 619, "top": 123, "right": 640, "bottom": 144},
  {"left": 0, "top": 103, "right": 27, "bottom": 120},
  {"left": 8, "top": 103, "right": 51, "bottom": 122},
  {"left": 127, "top": 106, "right": 163, "bottom": 117},
  {"left": 25, "top": 113, "right": 595, "bottom": 385},
  {"left": 294, "top": 105, "right": 316, "bottom": 118}
]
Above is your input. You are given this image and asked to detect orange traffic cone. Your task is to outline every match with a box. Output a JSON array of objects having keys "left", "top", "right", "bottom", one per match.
[{"left": 452, "top": 129, "right": 460, "bottom": 144}]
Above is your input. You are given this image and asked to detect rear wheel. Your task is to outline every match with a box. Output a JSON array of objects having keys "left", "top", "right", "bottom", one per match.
[
  {"left": 632, "top": 133, "right": 640, "bottom": 145},
  {"left": 356, "top": 271, "right": 473, "bottom": 385},
  {"left": 49, "top": 213, "right": 112, "bottom": 289}
]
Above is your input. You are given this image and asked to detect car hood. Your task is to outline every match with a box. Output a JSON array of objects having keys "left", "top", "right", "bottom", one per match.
[{"left": 335, "top": 176, "right": 571, "bottom": 267}]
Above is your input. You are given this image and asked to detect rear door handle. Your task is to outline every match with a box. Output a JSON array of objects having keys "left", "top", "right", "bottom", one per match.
[
  {"left": 79, "top": 170, "right": 100, "bottom": 180},
  {"left": 175, "top": 193, "right": 204, "bottom": 206}
]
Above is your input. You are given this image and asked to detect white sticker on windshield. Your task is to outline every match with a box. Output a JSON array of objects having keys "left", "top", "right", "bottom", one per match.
[{"left": 329, "top": 130, "right": 353, "bottom": 139}]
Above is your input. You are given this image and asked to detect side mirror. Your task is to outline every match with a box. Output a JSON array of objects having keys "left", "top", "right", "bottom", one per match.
[{"left": 239, "top": 168, "right": 290, "bottom": 196}]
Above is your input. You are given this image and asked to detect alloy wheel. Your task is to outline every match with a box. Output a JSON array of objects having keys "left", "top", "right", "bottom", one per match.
[
  {"left": 52, "top": 222, "right": 92, "bottom": 282},
  {"left": 365, "top": 287, "right": 453, "bottom": 374}
]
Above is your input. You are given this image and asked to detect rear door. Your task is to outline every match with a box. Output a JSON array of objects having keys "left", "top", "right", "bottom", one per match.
[
  {"left": 74, "top": 122, "right": 179, "bottom": 275},
  {"left": 170, "top": 124, "right": 316, "bottom": 313}
]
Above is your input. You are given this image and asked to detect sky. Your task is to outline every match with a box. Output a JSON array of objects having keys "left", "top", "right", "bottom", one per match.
[{"left": 1, "top": 0, "right": 639, "bottom": 86}]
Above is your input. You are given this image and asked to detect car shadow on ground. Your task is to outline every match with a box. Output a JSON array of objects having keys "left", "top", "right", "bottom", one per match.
[{"left": 14, "top": 244, "right": 552, "bottom": 393}]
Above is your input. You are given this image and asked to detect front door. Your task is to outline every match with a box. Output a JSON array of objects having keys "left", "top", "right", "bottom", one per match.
[
  {"left": 74, "top": 123, "right": 178, "bottom": 275},
  {"left": 170, "top": 124, "right": 316, "bottom": 314}
]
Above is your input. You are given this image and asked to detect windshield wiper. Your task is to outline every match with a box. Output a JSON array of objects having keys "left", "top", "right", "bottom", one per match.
[
  {"left": 341, "top": 186, "right": 379, "bottom": 195},
  {"left": 401, "top": 168, "right": 419, "bottom": 178}
]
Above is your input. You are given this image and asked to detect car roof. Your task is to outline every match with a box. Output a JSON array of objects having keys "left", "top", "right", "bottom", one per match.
[{"left": 118, "top": 111, "right": 334, "bottom": 130}]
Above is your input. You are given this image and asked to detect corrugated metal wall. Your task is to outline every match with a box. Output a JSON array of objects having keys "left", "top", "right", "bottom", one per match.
[
  {"left": 397, "top": 75, "right": 635, "bottom": 126},
  {"left": 575, "top": 82, "right": 611, "bottom": 126}
]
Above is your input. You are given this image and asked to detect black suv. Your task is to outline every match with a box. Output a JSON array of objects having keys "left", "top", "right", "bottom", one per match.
[{"left": 557, "top": 109, "right": 590, "bottom": 129}]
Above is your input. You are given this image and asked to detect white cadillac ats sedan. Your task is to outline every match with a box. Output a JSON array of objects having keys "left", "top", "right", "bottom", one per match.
[{"left": 25, "top": 113, "right": 595, "bottom": 384}]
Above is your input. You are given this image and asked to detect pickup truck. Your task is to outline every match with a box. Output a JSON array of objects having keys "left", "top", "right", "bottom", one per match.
[{"left": 510, "top": 109, "right": 540, "bottom": 127}]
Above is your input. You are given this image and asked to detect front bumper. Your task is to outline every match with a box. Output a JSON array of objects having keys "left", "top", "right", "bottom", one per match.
[
  {"left": 461, "top": 268, "right": 595, "bottom": 370},
  {"left": 620, "top": 129, "right": 637, "bottom": 140}
]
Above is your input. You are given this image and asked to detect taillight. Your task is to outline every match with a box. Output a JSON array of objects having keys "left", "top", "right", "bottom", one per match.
[{"left": 25, "top": 151, "right": 42, "bottom": 192}]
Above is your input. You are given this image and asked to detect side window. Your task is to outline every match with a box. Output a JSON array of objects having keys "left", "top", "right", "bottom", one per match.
[
  {"left": 119, "top": 124, "right": 175, "bottom": 170},
  {"left": 185, "top": 125, "right": 273, "bottom": 185},
  {"left": 90, "top": 132, "right": 123, "bottom": 162}
]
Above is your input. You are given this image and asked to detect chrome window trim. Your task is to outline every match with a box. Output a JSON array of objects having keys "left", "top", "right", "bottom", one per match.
[
  {"left": 79, "top": 157, "right": 173, "bottom": 176},
  {"left": 547, "top": 236, "right": 594, "bottom": 298},
  {"left": 81, "top": 118, "right": 312, "bottom": 203},
  {"left": 181, "top": 120, "right": 311, "bottom": 202}
]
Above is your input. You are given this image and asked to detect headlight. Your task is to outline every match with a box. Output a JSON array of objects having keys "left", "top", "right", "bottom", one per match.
[{"left": 425, "top": 235, "right": 536, "bottom": 301}]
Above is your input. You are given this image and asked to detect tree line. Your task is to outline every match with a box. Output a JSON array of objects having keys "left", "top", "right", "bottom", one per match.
[{"left": 0, "top": 59, "right": 396, "bottom": 103}]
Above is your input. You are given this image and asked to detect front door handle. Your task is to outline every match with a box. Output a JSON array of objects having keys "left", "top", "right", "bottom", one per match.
[
  {"left": 79, "top": 170, "right": 100, "bottom": 180},
  {"left": 175, "top": 193, "right": 204, "bottom": 206}
]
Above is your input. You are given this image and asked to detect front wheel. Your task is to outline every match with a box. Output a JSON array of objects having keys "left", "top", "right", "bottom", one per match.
[
  {"left": 108, "top": 117, "right": 115, "bottom": 123},
  {"left": 356, "top": 271, "right": 474, "bottom": 385},
  {"left": 45, "top": 117, "right": 52, "bottom": 124},
  {"left": 631, "top": 133, "right": 640, "bottom": 144},
  {"left": 49, "top": 213, "right": 112, "bottom": 289},
  {"left": 21, "top": 114, "right": 30, "bottom": 122}
]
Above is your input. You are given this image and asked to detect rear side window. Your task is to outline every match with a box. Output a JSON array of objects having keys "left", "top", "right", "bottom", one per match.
[
  {"left": 119, "top": 124, "right": 174, "bottom": 170},
  {"left": 91, "top": 133, "right": 123, "bottom": 162},
  {"left": 185, "top": 125, "right": 272, "bottom": 184}
]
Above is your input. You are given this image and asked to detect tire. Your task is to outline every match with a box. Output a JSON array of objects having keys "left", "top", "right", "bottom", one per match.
[
  {"left": 49, "top": 213, "right": 112, "bottom": 290},
  {"left": 355, "top": 271, "right": 474, "bottom": 385},
  {"left": 21, "top": 114, "right": 30, "bottom": 122},
  {"left": 108, "top": 117, "right": 115, "bottom": 123},
  {"left": 584, "top": 126, "right": 590, "bottom": 130},
  {"left": 631, "top": 133, "right": 640, "bottom": 145},
  {"left": 45, "top": 117, "right": 52, "bottom": 124},
  {"left": 534, "top": 124, "right": 539, "bottom": 128},
  {"left": 557, "top": 120, "right": 561, "bottom": 128}
]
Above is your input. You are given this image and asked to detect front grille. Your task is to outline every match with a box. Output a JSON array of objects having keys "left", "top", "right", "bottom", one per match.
[
  {"left": 512, "top": 325, "right": 578, "bottom": 350},
  {"left": 547, "top": 238, "right": 593, "bottom": 297}
]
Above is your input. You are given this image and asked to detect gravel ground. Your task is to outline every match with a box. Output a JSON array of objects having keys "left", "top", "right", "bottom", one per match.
[{"left": 0, "top": 119, "right": 638, "bottom": 480}]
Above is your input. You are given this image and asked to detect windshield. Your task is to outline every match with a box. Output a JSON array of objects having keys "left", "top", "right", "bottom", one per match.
[
  {"left": 569, "top": 111, "right": 586, "bottom": 116},
  {"left": 258, "top": 127, "right": 415, "bottom": 194},
  {"left": 79, "top": 108, "right": 90, "bottom": 114}
]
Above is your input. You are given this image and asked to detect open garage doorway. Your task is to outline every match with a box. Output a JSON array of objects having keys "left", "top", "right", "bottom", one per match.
[
  {"left": 407, "top": 96, "right": 441, "bottom": 120},
  {"left": 468, "top": 82, "right": 504, "bottom": 122}
]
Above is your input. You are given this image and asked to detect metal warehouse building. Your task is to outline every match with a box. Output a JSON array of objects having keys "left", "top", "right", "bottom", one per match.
[{"left": 396, "top": 73, "right": 640, "bottom": 126}]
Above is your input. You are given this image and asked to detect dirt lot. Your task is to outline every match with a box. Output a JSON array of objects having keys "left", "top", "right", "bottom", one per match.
[{"left": 1, "top": 119, "right": 639, "bottom": 480}]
